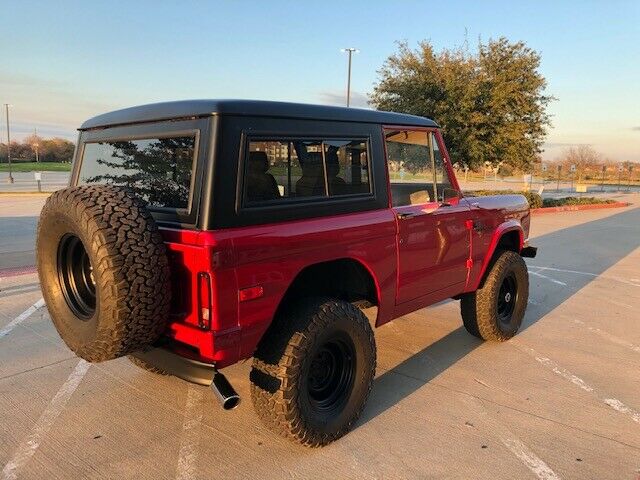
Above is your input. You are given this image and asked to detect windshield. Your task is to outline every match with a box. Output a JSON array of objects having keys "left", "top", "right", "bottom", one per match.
[{"left": 77, "top": 136, "right": 196, "bottom": 209}]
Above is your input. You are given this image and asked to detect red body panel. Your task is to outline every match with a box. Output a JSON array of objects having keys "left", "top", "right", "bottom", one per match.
[
  {"left": 158, "top": 130, "right": 530, "bottom": 369},
  {"left": 462, "top": 195, "right": 530, "bottom": 291},
  {"left": 160, "top": 210, "right": 399, "bottom": 368},
  {"left": 394, "top": 198, "right": 470, "bottom": 304}
]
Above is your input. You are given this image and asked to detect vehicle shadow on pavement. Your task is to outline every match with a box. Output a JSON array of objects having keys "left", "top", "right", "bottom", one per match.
[{"left": 358, "top": 206, "right": 640, "bottom": 427}]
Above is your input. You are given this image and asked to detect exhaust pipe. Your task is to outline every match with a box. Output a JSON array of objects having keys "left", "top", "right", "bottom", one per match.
[{"left": 210, "top": 370, "right": 240, "bottom": 410}]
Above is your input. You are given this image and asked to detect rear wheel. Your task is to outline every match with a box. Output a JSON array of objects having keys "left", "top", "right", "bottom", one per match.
[
  {"left": 250, "top": 298, "right": 376, "bottom": 447},
  {"left": 461, "top": 250, "right": 528, "bottom": 341}
]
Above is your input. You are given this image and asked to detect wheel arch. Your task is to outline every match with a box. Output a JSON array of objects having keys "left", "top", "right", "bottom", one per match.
[
  {"left": 473, "top": 221, "right": 524, "bottom": 290},
  {"left": 242, "top": 257, "right": 382, "bottom": 363},
  {"left": 277, "top": 257, "right": 381, "bottom": 312}
]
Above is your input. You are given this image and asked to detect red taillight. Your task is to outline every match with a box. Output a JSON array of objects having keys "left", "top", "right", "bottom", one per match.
[{"left": 197, "top": 272, "right": 212, "bottom": 329}]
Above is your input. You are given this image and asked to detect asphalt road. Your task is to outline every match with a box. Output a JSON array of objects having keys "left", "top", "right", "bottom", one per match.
[
  {"left": 0, "top": 172, "right": 69, "bottom": 193},
  {"left": 1, "top": 195, "right": 639, "bottom": 479}
]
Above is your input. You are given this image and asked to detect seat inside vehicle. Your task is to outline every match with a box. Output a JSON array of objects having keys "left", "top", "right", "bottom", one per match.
[
  {"left": 295, "top": 152, "right": 325, "bottom": 197},
  {"left": 390, "top": 183, "right": 433, "bottom": 206},
  {"left": 246, "top": 151, "right": 280, "bottom": 202}
]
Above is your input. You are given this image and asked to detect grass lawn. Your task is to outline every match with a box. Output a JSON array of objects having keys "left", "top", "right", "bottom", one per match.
[{"left": 0, "top": 162, "right": 71, "bottom": 172}]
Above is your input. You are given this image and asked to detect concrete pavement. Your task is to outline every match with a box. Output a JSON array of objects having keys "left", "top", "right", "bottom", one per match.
[
  {"left": 0, "top": 195, "right": 639, "bottom": 479},
  {"left": 0, "top": 196, "right": 46, "bottom": 271}
]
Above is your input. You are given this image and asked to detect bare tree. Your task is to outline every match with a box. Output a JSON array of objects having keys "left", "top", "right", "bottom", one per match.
[{"left": 556, "top": 145, "right": 601, "bottom": 182}]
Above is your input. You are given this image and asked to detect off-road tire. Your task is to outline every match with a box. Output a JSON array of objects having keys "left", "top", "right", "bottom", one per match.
[
  {"left": 36, "top": 185, "right": 171, "bottom": 362},
  {"left": 250, "top": 297, "right": 376, "bottom": 447},
  {"left": 460, "top": 250, "right": 528, "bottom": 341},
  {"left": 128, "top": 355, "right": 169, "bottom": 375}
]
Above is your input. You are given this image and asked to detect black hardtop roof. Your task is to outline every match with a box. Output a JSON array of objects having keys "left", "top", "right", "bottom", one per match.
[{"left": 79, "top": 99, "right": 438, "bottom": 130}]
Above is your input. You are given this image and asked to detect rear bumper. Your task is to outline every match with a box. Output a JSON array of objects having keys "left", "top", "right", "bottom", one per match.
[{"left": 130, "top": 348, "right": 216, "bottom": 386}]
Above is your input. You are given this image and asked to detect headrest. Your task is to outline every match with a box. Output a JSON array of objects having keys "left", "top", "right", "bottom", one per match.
[
  {"left": 300, "top": 152, "right": 323, "bottom": 174},
  {"left": 325, "top": 146, "right": 339, "bottom": 165},
  {"left": 248, "top": 151, "right": 269, "bottom": 173}
]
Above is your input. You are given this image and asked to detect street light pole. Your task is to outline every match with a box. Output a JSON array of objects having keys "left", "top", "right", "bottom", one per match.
[
  {"left": 341, "top": 48, "right": 359, "bottom": 107},
  {"left": 34, "top": 127, "right": 39, "bottom": 163},
  {"left": 4, "top": 104, "right": 13, "bottom": 184}
]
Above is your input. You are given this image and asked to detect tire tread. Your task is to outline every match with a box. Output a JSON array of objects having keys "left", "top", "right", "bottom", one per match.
[{"left": 250, "top": 298, "right": 376, "bottom": 447}]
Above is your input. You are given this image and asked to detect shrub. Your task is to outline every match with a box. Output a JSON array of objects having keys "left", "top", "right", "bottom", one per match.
[
  {"left": 464, "top": 191, "right": 617, "bottom": 210},
  {"left": 542, "top": 197, "right": 615, "bottom": 207},
  {"left": 522, "top": 192, "right": 543, "bottom": 209},
  {"left": 464, "top": 190, "right": 542, "bottom": 209}
]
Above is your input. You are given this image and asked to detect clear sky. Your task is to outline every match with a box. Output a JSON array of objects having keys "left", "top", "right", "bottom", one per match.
[{"left": 1, "top": 0, "right": 638, "bottom": 161}]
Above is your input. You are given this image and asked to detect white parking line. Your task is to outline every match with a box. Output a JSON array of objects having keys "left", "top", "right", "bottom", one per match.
[
  {"left": 1, "top": 360, "right": 90, "bottom": 480},
  {"left": 464, "top": 397, "right": 561, "bottom": 480},
  {"left": 605, "top": 298, "right": 634, "bottom": 310},
  {"left": 501, "top": 437, "right": 561, "bottom": 480},
  {"left": 532, "top": 355, "right": 593, "bottom": 392},
  {"left": 603, "top": 399, "right": 640, "bottom": 423},
  {"left": 0, "top": 298, "right": 45, "bottom": 340},
  {"left": 0, "top": 285, "right": 42, "bottom": 300},
  {"left": 175, "top": 384, "right": 204, "bottom": 480},
  {"left": 573, "top": 319, "right": 640, "bottom": 354},
  {"left": 514, "top": 343, "right": 640, "bottom": 425},
  {"left": 529, "top": 270, "right": 567, "bottom": 286},
  {"left": 529, "top": 265, "right": 640, "bottom": 288}
]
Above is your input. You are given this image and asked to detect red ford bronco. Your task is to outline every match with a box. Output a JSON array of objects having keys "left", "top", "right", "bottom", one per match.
[{"left": 37, "top": 100, "right": 536, "bottom": 446}]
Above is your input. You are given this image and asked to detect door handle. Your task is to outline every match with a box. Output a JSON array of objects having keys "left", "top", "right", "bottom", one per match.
[{"left": 397, "top": 212, "right": 416, "bottom": 219}]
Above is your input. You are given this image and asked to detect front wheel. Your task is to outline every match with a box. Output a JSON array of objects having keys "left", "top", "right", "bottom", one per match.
[
  {"left": 460, "top": 250, "right": 529, "bottom": 341},
  {"left": 250, "top": 298, "right": 376, "bottom": 447}
]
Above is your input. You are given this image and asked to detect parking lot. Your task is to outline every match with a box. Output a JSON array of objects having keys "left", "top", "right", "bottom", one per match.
[{"left": 1, "top": 194, "right": 639, "bottom": 479}]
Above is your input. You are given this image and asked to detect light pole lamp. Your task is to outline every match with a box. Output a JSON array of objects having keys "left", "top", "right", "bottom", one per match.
[
  {"left": 4, "top": 104, "right": 13, "bottom": 184},
  {"left": 341, "top": 48, "right": 359, "bottom": 107}
]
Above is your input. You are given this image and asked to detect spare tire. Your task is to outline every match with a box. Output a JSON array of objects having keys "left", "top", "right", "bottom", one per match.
[{"left": 36, "top": 185, "right": 171, "bottom": 362}]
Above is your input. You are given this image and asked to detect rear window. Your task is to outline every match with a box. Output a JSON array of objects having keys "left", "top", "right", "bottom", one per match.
[
  {"left": 78, "top": 136, "right": 196, "bottom": 209},
  {"left": 243, "top": 138, "right": 370, "bottom": 206}
]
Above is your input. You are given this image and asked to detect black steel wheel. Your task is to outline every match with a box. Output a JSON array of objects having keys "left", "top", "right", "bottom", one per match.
[
  {"left": 306, "top": 334, "right": 356, "bottom": 414},
  {"left": 57, "top": 234, "right": 96, "bottom": 319},
  {"left": 250, "top": 297, "right": 376, "bottom": 447},
  {"left": 496, "top": 272, "right": 517, "bottom": 326},
  {"left": 460, "top": 250, "right": 529, "bottom": 341}
]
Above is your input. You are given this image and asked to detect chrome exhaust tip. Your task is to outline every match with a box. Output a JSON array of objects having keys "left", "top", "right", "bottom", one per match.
[{"left": 210, "top": 371, "right": 240, "bottom": 410}]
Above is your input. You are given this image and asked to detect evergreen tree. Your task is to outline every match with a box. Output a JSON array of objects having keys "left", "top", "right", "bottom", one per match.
[{"left": 370, "top": 38, "right": 553, "bottom": 171}]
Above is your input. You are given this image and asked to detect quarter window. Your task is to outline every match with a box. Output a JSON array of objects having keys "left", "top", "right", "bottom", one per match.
[
  {"left": 78, "top": 136, "right": 196, "bottom": 209},
  {"left": 243, "top": 138, "right": 371, "bottom": 206}
]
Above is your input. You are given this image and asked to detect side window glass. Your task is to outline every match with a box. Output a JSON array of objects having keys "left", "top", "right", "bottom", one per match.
[
  {"left": 324, "top": 140, "right": 370, "bottom": 196},
  {"left": 245, "top": 141, "right": 289, "bottom": 203},
  {"left": 385, "top": 130, "right": 434, "bottom": 207},
  {"left": 244, "top": 138, "right": 371, "bottom": 206},
  {"left": 431, "top": 133, "right": 456, "bottom": 202},
  {"left": 293, "top": 140, "right": 326, "bottom": 198}
]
